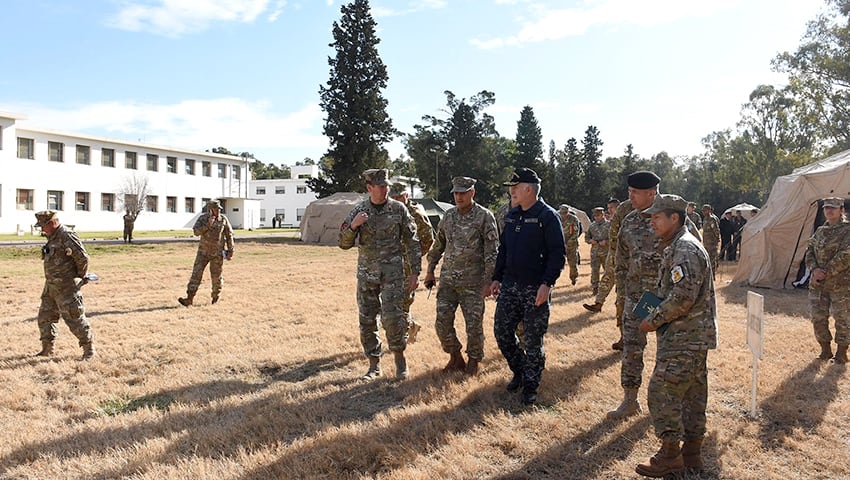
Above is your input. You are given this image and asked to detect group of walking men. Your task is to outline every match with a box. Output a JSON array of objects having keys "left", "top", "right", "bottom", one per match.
[{"left": 339, "top": 166, "right": 718, "bottom": 477}]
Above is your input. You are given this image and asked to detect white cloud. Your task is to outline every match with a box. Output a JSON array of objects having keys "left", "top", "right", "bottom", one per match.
[
  {"left": 372, "top": 0, "right": 447, "bottom": 18},
  {"left": 472, "top": 0, "right": 741, "bottom": 49},
  {"left": 13, "top": 99, "right": 327, "bottom": 154},
  {"left": 107, "top": 0, "right": 273, "bottom": 37}
]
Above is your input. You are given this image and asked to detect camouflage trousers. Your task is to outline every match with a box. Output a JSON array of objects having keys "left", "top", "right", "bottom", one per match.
[
  {"left": 648, "top": 350, "right": 708, "bottom": 442},
  {"left": 357, "top": 276, "right": 407, "bottom": 357},
  {"left": 704, "top": 242, "right": 719, "bottom": 277},
  {"left": 402, "top": 287, "right": 418, "bottom": 329},
  {"left": 594, "top": 252, "right": 615, "bottom": 305},
  {"left": 566, "top": 241, "right": 579, "bottom": 282},
  {"left": 494, "top": 282, "right": 550, "bottom": 393},
  {"left": 435, "top": 283, "right": 485, "bottom": 360},
  {"left": 589, "top": 248, "right": 608, "bottom": 291},
  {"left": 38, "top": 283, "right": 93, "bottom": 346},
  {"left": 123, "top": 225, "right": 133, "bottom": 243},
  {"left": 809, "top": 288, "right": 850, "bottom": 345},
  {"left": 621, "top": 294, "right": 648, "bottom": 388},
  {"left": 186, "top": 249, "right": 224, "bottom": 297}
]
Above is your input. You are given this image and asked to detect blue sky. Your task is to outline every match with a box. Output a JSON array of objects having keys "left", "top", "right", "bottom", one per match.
[{"left": 0, "top": 0, "right": 825, "bottom": 166}]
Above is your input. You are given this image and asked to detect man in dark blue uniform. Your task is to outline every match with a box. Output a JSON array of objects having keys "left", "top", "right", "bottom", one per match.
[{"left": 490, "top": 168, "right": 566, "bottom": 405}]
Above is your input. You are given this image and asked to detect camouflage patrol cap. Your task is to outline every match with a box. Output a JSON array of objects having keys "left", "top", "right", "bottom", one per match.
[
  {"left": 687, "top": 201, "right": 697, "bottom": 208},
  {"left": 823, "top": 197, "right": 845, "bottom": 209},
  {"left": 363, "top": 168, "right": 389, "bottom": 186},
  {"left": 642, "top": 194, "right": 687, "bottom": 216},
  {"left": 592, "top": 207, "right": 605, "bottom": 214},
  {"left": 207, "top": 199, "right": 222, "bottom": 210},
  {"left": 450, "top": 176, "right": 476, "bottom": 193},
  {"left": 702, "top": 204, "right": 713, "bottom": 211},
  {"left": 558, "top": 204, "right": 570, "bottom": 213},
  {"left": 34, "top": 210, "right": 58, "bottom": 227},
  {"left": 389, "top": 183, "right": 407, "bottom": 196}
]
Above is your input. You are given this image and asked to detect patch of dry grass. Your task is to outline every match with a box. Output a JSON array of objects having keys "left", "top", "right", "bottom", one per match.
[{"left": 0, "top": 240, "right": 847, "bottom": 479}]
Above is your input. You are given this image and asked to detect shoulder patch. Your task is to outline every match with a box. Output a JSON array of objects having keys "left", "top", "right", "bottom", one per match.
[
  {"left": 671, "top": 265, "right": 684, "bottom": 283},
  {"left": 65, "top": 247, "right": 73, "bottom": 256},
  {"left": 340, "top": 222, "right": 350, "bottom": 232}
]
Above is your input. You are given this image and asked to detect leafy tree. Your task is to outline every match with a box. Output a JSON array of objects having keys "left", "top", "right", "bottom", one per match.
[
  {"left": 309, "top": 0, "right": 395, "bottom": 197},
  {"left": 250, "top": 160, "right": 291, "bottom": 180},
  {"left": 555, "top": 138, "right": 583, "bottom": 207},
  {"left": 391, "top": 154, "right": 417, "bottom": 178}
]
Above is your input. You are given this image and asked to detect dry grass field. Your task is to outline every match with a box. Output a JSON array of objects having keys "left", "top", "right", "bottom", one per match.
[{"left": 0, "top": 238, "right": 847, "bottom": 479}]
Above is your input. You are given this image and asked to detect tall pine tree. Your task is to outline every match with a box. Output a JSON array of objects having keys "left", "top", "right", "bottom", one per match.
[
  {"left": 580, "top": 125, "right": 604, "bottom": 209},
  {"left": 309, "top": 0, "right": 395, "bottom": 197}
]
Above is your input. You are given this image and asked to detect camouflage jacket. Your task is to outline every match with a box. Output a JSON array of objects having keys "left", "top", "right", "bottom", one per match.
[
  {"left": 495, "top": 200, "right": 511, "bottom": 237},
  {"left": 427, "top": 202, "right": 498, "bottom": 287},
  {"left": 339, "top": 198, "right": 421, "bottom": 281},
  {"left": 42, "top": 225, "right": 89, "bottom": 290},
  {"left": 407, "top": 200, "right": 434, "bottom": 256},
  {"left": 562, "top": 213, "right": 581, "bottom": 246},
  {"left": 609, "top": 200, "right": 634, "bottom": 265},
  {"left": 651, "top": 226, "right": 718, "bottom": 352},
  {"left": 616, "top": 207, "right": 665, "bottom": 298},
  {"left": 687, "top": 211, "right": 703, "bottom": 230},
  {"left": 702, "top": 213, "right": 720, "bottom": 247},
  {"left": 585, "top": 219, "right": 611, "bottom": 257},
  {"left": 804, "top": 219, "right": 850, "bottom": 291},
  {"left": 193, "top": 212, "right": 234, "bottom": 255}
]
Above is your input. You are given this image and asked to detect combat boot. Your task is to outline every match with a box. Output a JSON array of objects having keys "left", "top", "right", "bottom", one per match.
[
  {"left": 35, "top": 341, "right": 54, "bottom": 357},
  {"left": 465, "top": 358, "right": 480, "bottom": 375},
  {"left": 81, "top": 342, "right": 96, "bottom": 360},
  {"left": 592, "top": 286, "right": 599, "bottom": 296},
  {"left": 394, "top": 351, "right": 408, "bottom": 379},
  {"left": 362, "top": 356, "right": 381, "bottom": 380},
  {"left": 443, "top": 349, "right": 466, "bottom": 373},
  {"left": 818, "top": 341, "right": 833, "bottom": 360},
  {"left": 835, "top": 344, "right": 848, "bottom": 364},
  {"left": 178, "top": 293, "right": 194, "bottom": 307},
  {"left": 635, "top": 440, "right": 684, "bottom": 477},
  {"left": 211, "top": 293, "right": 220, "bottom": 304},
  {"left": 681, "top": 437, "right": 704, "bottom": 471},
  {"left": 607, "top": 387, "right": 641, "bottom": 419},
  {"left": 407, "top": 319, "right": 421, "bottom": 344},
  {"left": 611, "top": 336, "right": 624, "bottom": 351},
  {"left": 506, "top": 372, "right": 524, "bottom": 392},
  {"left": 583, "top": 302, "right": 603, "bottom": 313}
]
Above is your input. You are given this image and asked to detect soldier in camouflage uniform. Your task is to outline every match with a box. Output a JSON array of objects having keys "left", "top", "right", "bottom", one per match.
[
  {"left": 686, "top": 202, "right": 702, "bottom": 231},
  {"left": 178, "top": 199, "right": 234, "bottom": 307},
  {"left": 608, "top": 171, "right": 663, "bottom": 419},
  {"left": 340, "top": 169, "right": 421, "bottom": 380},
  {"left": 490, "top": 168, "right": 566, "bottom": 406},
  {"left": 424, "top": 177, "right": 498, "bottom": 375},
  {"left": 559, "top": 206, "right": 581, "bottom": 286},
  {"left": 585, "top": 207, "right": 611, "bottom": 297},
  {"left": 33, "top": 210, "right": 96, "bottom": 359},
  {"left": 804, "top": 197, "right": 850, "bottom": 364},
  {"left": 390, "top": 183, "right": 434, "bottom": 344},
  {"left": 122, "top": 209, "right": 137, "bottom": 244},
  {"left": 701, "top": 204, "right": 720, "bottom": 277},
  {"left": 634, "top": 194, "right": 718, "bottom": 477}
]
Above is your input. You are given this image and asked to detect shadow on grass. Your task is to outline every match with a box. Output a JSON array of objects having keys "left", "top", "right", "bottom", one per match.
[
  {"left": 717, "top": 283, "right": 809, "bottom": 316},
  {"left": 758, "top": 359, "right": 844, "bottom": 450}
]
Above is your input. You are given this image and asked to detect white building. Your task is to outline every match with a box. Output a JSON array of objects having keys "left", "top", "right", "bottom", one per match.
[
  {"left": 0, "top": 110, "right": 259, "bottom": 234},
  {"left": 252, "top": 164, "right": 319, "bottom": 227}
]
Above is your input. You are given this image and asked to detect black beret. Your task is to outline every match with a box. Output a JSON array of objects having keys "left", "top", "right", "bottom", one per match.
[{"left": 627, "top": 170, "right": 660, "bottom": 189}]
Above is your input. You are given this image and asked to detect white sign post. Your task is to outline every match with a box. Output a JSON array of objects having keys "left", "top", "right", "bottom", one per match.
[{"left": 746, "top": 291, "right": 764, "bottom": 418}]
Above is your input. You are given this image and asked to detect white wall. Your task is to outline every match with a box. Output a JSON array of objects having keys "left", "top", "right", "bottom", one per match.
[{"left": 252, "top": 164, "right": 318, "bottom": 227}]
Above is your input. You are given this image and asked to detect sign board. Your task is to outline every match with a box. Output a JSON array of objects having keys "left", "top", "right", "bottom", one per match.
[{"left": 747, "top": 291, "right": 764, "bottom": 359}]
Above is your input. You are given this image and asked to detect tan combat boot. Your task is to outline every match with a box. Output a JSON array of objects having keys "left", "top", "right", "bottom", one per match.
[
  {"left": 443, "top": 349, "right": 466, "bottom": 373},
  {"left": 178, "top": 293, "right": 194, "bottom": 307},
  {"left": 681, "top": 437, "right": 704, "bottom": 471},
  {"left": 465, "top": 358, "right": 480, "bottom": 375},
  {"left": 607, "top": 387, "right": 641, "bottom": 419},
  {"left": 635, "top": 440, "right": 685, "bottom": 478},
  {"left": 362, "top": 356, "right": 381, "bottom": 380},
  {"left": 82, "top": 342, "right": 96, "bottom": 360},
  {"left": 35, "top": 341, "right": 54, "bottom": 357},
  {"left": 394, "top": 351, "right": 408, "bottom": 379},
  {"left": 835, "top": 344, "right": 848, "bottom": 364},
  {"left": 818, "top": 341, "right": 833, "bottom": 360}
]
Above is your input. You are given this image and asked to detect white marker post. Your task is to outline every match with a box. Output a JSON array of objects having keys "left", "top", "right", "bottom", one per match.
[{"left": 746, "top": 291, "right": 764, "bottom": 418}]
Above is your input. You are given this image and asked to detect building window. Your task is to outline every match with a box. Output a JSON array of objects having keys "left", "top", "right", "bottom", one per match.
[
  {"left": 125, "top": 151, "right": 137, "bottom": 169},
  {"left": 260, "top": 209, "right": 266, "bottom": 222},
  {"left": 296, "top": 208, "right": 305, "bottom": 222},
  {"left": 146, "top": 154, "right": 158, "bottom": 171},
  {"left": 47, "top": 190, "right": 64, "bottom": 210},
  {"left": 256, "top": 187, "right": 266, "bottom": 195},
  {"left": 185, "top": 158, "right": 196, "bottom": 175},
  {"left": 201, "top": 197, "right": 210, "bottom": 208},
  {"left": 298, "top": 173, "right": 312, "bottom": 179},
  {"left": 101, "top": 193, "right": 115, "bottom": 212},
  {"left": 75, "top": 192, "right": 90, "bottom": 211},
  {"left": 275, "top": 186, "right": 285, "bottom": 194},
  {"left": 202, "top": 161, "right": 211, "bottom": 177},
  {"left": 16, "top": 189, "right": 34, "bottom": 210},
  {"left": 76, "top": 145, "right": 91, "bottom": 165},
  {"left": 166, "top": 156, "right": 177, "bottom": 173},
  {"left": 48, "top": 142, "right": 64, "bottom": 162},
  {"left": 275, "top": 209, "right": 285, "bottom": 222},
  {"left": 185, "top": 197, "right": 195, "bottom": 213},
  {"left": 17, "top": 138, "right": 35, "bottom": 159},
  {"left": 102, "top": 148, "right": 115, "bottom": 167},
  {"left": 233, "top": 167, "right": 241, "bottom": 180},
  {"left": 217, "top": 164, "right": 226, "bottom": 178},
  {"left": 297, "top": 185, "right": 307, "bottom": 194},
  {"left": 146, "top": 195, "right": 158, "bottom": 212},
  {"left": 166, "top": 196, "right": 177, "bottom": 213}
]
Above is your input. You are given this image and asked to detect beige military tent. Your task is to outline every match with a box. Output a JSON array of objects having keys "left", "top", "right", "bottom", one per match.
[
  {"left": 733, "top": 149, "right": 850, "bottom": 288},
  {"left": 561, "top": 204, "right": 591, "bottom": 233},
  {"left": 299, "top": 192, "right": 366, "bottom": 245}
]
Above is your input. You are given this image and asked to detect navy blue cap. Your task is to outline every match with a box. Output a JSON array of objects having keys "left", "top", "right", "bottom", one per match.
[{"left": 503, "top": 167, "right": 540, "bottom": 186}]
